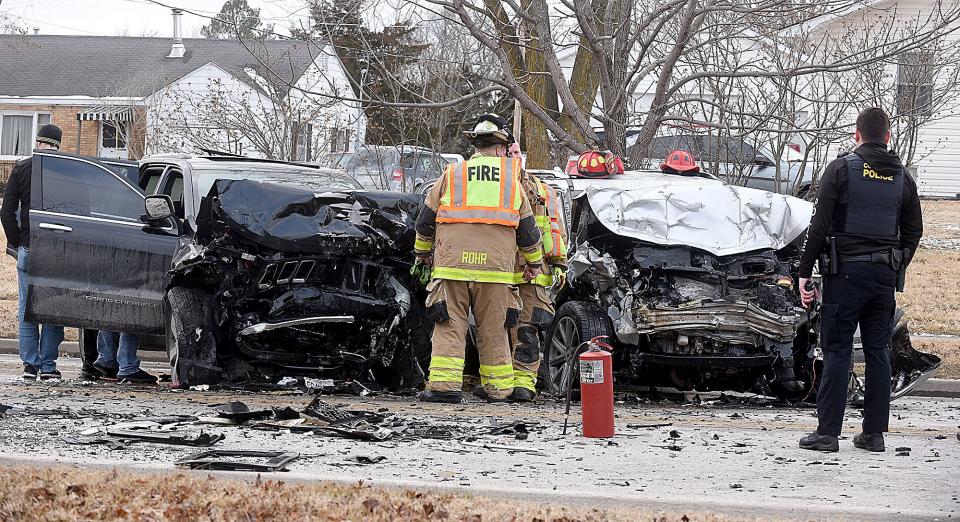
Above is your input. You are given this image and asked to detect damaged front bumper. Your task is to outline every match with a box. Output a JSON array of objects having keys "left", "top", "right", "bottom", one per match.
[{"left": 165, "top": 179, "right": 431, "bottom": 387}]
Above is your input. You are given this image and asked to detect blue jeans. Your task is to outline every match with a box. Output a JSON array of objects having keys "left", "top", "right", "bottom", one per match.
[
  {"left": 17, "top": 247, "right": 64, "bottom": 372},
  {"left": 96, "top": 331, "right": 141, "bottom": 377}
]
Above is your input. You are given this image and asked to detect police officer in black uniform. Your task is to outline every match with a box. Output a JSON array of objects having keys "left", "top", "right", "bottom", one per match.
[{"left": 798, "top": 108, "right": 923, "bottom": 453}]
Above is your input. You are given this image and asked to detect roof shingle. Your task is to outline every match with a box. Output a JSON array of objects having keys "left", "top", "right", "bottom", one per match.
[{"left": 0, "top": 34, "right": 324, "bottom": 98}]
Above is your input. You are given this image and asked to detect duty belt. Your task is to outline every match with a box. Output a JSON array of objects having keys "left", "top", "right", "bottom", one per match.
[
  {"left": 838, "top": 252, "right": 891, "bottom": 265},
  {"left": 839, "top": 251, "right": 903, "bottom": 270}
]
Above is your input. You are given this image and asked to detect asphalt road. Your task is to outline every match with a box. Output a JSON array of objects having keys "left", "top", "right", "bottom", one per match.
[{"left": 0, "top": 353, "right": 958, "bottom": 521}]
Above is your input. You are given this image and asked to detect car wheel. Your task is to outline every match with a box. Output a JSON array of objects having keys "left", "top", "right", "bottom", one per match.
[
  {"left": 542, "top": 301, "right": 613, "bottom": 395},
  {"left": 165, "top": 286, "right": 222, "bottom": 387}
]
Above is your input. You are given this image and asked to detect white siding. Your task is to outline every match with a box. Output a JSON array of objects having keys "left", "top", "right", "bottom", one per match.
[{"left": 815, "top": 0, "right": 960, "bottom": 196}]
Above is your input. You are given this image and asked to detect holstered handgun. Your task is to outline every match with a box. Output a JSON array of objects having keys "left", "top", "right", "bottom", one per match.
[
  {"left": 893, "top": 248, "right": 908, "bottom": 292},
  {"left": 819, "top": 236, "right": 838, "bottom": 276}
]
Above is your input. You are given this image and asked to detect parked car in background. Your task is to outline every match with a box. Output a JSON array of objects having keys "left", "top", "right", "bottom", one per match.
[
  {"left": 441, "top": 153, "right": 465, "bottom": 166},
  {"left": 626, "top": 134, "right": 817, "bottom": 198},
  {"left": 320, "top": 145, "right": 447, "bottom": 192}
]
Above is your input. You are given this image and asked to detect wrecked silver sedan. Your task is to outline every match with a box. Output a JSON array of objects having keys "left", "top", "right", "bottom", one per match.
[{"left": 542, "top": 171, "right": 940, "bottom": 401}]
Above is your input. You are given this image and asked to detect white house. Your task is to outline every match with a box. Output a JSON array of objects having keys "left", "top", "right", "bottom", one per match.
[
  {"left": 0, "top": 9, "right": 360, "bottom": 183},
  {"left": 789, "top": 0, "right": 960, "bottom": 197}
]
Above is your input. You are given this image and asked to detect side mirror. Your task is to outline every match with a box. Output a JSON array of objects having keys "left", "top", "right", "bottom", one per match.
[{"left": 144, "top": 195, "right": 175, "bottom": 222}]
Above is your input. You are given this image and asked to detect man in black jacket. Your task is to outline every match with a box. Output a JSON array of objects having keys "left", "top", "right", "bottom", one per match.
[
  {"left": 1, "top": 124, "right": 66, "bottom": 381},
  {"left": 797, "top": 108, "right": 923, "bottom": 453}
]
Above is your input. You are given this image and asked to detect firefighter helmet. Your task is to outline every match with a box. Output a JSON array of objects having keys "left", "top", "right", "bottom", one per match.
[
  {"left": 463, "top": 113, "right": 512, "bottom": 145},
  {"left": 574, "top": 150, "right": 624, "bottom": 178},
  {"left": 660, "top": 149, "right": 700, "bottom": 173}
]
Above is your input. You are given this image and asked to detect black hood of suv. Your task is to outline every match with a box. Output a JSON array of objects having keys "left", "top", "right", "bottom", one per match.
[{"left": 196, "top": 179, "right": 422, "bottom": 256}]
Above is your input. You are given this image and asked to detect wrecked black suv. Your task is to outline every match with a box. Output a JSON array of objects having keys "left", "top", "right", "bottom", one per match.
[
  {"left": 542, "top": 171, "right": 940, "bottom": 401},
  {"left": 24, "top": 151, "right": 431, "bottom": 387}
]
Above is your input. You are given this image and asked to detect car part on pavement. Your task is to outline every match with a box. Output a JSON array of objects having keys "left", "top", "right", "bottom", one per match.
[
  {"left": 103, "top": 428, "right": 225, "bottom": 447},
  {"left": 214, "top": 401, "right": 273, "bottom": 424},
  {"left": 175, "top": 449, "right": 300, "bottom": 472}
]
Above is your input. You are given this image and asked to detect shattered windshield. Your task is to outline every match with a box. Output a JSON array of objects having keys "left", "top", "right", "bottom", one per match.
[{"left": 193, "top": 167, "right": 361, "bottom": 207}]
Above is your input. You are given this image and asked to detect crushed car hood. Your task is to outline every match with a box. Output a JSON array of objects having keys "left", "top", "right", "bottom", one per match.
[
  {"left": 197, "top": 179, "right": 422, "bottom": 256},
  {"left": 580, "top": 174, "right": 813, "bottom": 256}
]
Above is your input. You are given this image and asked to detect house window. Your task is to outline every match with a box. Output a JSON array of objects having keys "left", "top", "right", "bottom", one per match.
[
  {"left": 329, "top": 127, "right": 352, "bottom": 153},
  {"left": 101, "top": 122, "right": 128, "bottom": 150},
  {"left": 295, "top": 123, "right": 313, "bottom": 162},
  {"left": 0, "top": 112, "right": 53, "bottom": 157},
  {"left": 897, "top": 51, "right": 935, "bottom": 118}
]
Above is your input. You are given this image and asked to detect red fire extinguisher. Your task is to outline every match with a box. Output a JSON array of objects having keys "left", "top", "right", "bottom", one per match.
[{"left": 580, "top": 336, "right": 614, "bottom": 438}]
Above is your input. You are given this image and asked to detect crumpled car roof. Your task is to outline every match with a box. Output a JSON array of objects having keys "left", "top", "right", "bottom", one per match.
[{"left": 578, "top": 172, "right": 813, "bottom": 256}]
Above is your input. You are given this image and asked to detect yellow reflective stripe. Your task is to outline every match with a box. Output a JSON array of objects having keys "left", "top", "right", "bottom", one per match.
[
  {"left": 512, "top": 272, "right": 553, "bottom": 286},
  {"left": 436, "top": 208, "right": 521, "bottom": 226},
  {"left": 429, "top": 369, "right": 463, "bottom": 383},
  {"left": 439, "top": 164, "right": 455, "bottom": 206},
  {"left": 513, "top": 370, "right": 537, "bottom": 392},
  {"left": 480, "top": 363, "right": 515, "bottom": 390},
  {"left": 428, "top": 356, "right": 464, "bottom": 383},
  {"left": 414, "top": 238, "right": 434, "bottom": 252},
  {"left": 431, "top": 266, "right": 517, "bottom": 284},
  {"left": 523, "top": 249, "right": 544, "bottom": 264},
  {"left": 431, "top": 355, "right": 464, "bottom": 368}
]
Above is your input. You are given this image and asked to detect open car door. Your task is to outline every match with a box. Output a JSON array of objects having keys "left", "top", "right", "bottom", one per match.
[{"left": 25, "top": 151, "right": 178, "bottom": 335}]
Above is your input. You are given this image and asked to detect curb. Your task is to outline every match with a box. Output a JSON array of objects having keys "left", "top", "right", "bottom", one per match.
[
  {"left": 0, "top": 338, "right": 957, "bottom": 398},
  {"left": 0, "top": 338, "right": 168, "bottom": 363}
]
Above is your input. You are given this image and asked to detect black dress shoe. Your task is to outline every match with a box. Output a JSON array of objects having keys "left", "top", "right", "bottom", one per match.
[
  {"left": 93, "top": 363, "right": 119, "bottom": 379},
  {"left": 799, "top": 432, "right": 839, "bottom": 452},
  {"left": 508, "top": 387, "right": 536, "bottom": 403},
  {"left": 853, "top": 432, "right": 885, "bottom": 452},
  {"left": 472, "top": 386, "right": 508, "bottom": 403},
  {"left": 416, "top": 390, "right": 463, "bottom": 404}
]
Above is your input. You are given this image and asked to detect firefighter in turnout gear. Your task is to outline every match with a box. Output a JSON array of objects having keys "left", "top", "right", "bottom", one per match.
[
  {"left": 509, "top": 149, "right": 568, "bottom": 402},
  {"left": 414, "top": 114, "right": 544, "bottom": 403},
  {"left": 798, "top": 108, "right": 923, "bottom": 453}
]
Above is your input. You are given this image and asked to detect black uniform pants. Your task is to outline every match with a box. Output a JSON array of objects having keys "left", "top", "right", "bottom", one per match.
[{"left": 817, "top": 261, "right": 896, "bottom": 436}]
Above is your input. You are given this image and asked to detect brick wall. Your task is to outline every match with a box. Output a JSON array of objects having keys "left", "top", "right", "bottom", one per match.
[{"left": 0, "top": 103, "right": 147, "bottom": 184}]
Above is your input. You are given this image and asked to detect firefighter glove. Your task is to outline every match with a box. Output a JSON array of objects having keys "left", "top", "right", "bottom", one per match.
[
  {"left": 552, "top": 265, "right": 567, "bottom": 290},
  {"left": 411, "top": 258, "right": 432, "bottom": 286}
]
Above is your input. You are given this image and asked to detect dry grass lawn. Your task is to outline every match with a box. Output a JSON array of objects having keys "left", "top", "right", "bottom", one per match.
[
  {"left": 912, "top": 337, "right": 960, "bottom": 380},
  {"left": 899, "top": 248, "right": 960, "bottom": 335},
  {"left": 0, "top": 465, "right": 747, "bottom": 522}
]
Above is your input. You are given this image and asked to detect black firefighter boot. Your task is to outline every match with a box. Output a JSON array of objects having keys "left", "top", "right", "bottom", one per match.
[
  {"left": 508, "top": 387, "right": 536, "bottom": 403},
  {"left": 417, "top": 390, "right": 463, "bottom": 404}
]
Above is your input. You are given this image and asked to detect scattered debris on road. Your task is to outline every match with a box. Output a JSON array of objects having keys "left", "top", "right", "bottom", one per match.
[{"left": 175, "top": 449, "right": 299, "bottom": 472}]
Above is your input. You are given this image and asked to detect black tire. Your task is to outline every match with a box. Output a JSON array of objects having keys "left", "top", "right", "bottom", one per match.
[
  {"left": 542, "top": 301, "right": 613, "bottom": 395},
  {"left": 166, "top": 286, "right": 222, "bottom": 387}
]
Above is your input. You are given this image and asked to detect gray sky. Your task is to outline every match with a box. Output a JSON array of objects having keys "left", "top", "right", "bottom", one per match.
[{"left": 1, "top": 0, "right": 315, "bottom": 37}]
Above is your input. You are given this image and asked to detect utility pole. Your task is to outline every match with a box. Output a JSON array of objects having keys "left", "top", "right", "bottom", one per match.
[
  {"left": 353, "top": 66, "right": 368, "bottom": 152},
  {"left": 512, "top": 23, "right": 525, "bottom": 141}
]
